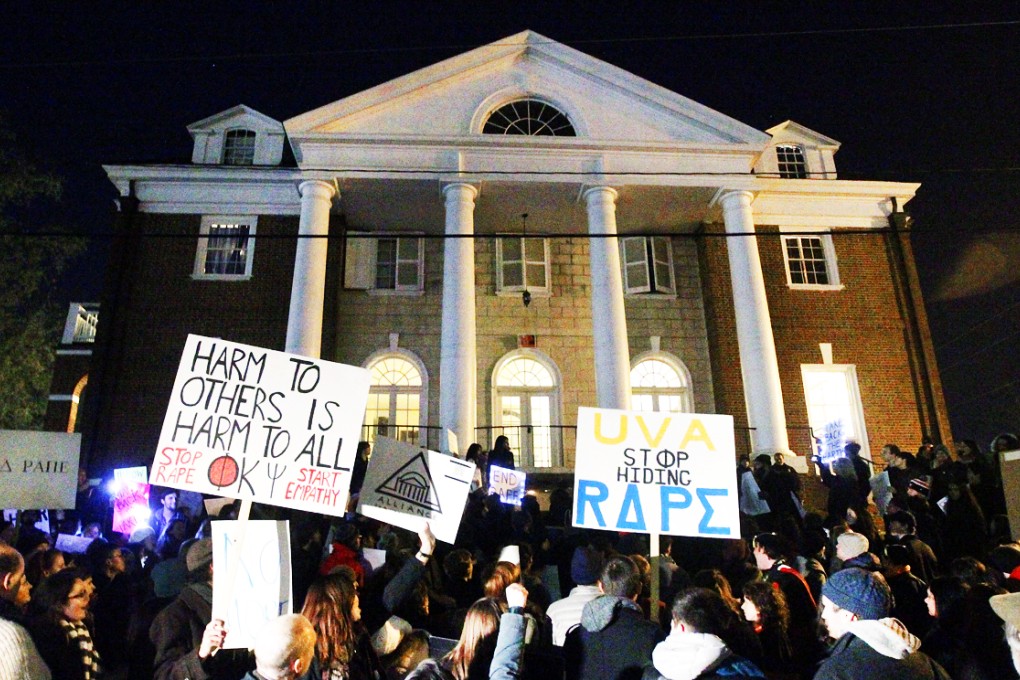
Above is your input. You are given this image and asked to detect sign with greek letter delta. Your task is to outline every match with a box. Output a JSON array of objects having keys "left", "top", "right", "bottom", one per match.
[
  {"left": 572, "top": 407, "right": 739, "bottom": 538},
  {"left": 150, "top": 335, "right": 370, "bottom": 516},
  {"left": 0, "top": 430, "right": 79, "bottom": 509},
  {"left": 357, "top": 436, "right": 474, "bottom": 544}
]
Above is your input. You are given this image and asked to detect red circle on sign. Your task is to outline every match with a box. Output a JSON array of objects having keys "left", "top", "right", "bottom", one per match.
[{"left": 208, "top": 455, "right": 239, "bottom": 488}]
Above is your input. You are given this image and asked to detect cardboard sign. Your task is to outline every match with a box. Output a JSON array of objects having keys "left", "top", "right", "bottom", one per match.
[
  {"left": 357, "top": 437, "right": 474, "bottom": 544},
  {"left": 212, "top": 520, "right": 292, "bottom": 649},
  {"left": 573, "top": 407, "right": 739, "bottom": 538},
  {"left": 1001, "top": 450, "right": 1020, "bottom": 541},
  {"left": 55, "top": 533, "right": 94, "bottom": 554},
  {"left": 488, "top": 465, "right": 527, "bottom": 506},
  {"left": 150, "top": 335, "right": 370, "bottom": 516},
  {"left": 0, "top": 431, "right": 80, "bottom": 509}
]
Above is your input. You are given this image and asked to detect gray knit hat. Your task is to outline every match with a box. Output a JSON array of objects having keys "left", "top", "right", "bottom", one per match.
[
  {"left": 186, "top": 537, "right": 213, "bottom": 574},
  {"left": 822, "top": 567, "right": 892, "bottom": 620}
]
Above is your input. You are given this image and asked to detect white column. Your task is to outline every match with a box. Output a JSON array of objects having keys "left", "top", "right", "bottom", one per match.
[
  {"left": 719, "top": 190, "right": 790, "bottom": 455},
  {"left": 440, "top": 183, "right": 478, "bottom": 450},
  {"left": 285, "top": 180, "right": 335, "bottom": 357},
  {"left": 585, "top": 186, "right": 631, "bottom": 410}
]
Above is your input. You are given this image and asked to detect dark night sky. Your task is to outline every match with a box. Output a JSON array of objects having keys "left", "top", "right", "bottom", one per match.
[{"left": 3, "top": 2, "right": 1019, "bottom": 446}]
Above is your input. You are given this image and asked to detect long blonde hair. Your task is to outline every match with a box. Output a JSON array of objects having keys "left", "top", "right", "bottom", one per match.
[{"left": 444, "top": 598, "right": 502, "bottom": 680}]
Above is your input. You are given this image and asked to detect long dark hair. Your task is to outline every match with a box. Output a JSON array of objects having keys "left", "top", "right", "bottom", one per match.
[
  {"left": 444, "top": 598, "right": 502, "bottom": 680},
  {"left": 30, "top": 568, "right": 86, "bottom": 627},
  {"left": 301, "top": 568, "right": 359, "bottom": 668}
]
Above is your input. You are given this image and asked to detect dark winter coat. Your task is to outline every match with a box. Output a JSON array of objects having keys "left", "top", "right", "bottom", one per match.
[
  {"left": 814, "top": 619, "right": 951, "bottom": 680},
  {"left": 564, "top": 596, "right": 666, "bottom": 680}
]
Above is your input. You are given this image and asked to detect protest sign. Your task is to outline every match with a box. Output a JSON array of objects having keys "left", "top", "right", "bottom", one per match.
[
  {"left": 150, "top": 335, "right": 370, "bottom": 516},
  {"left": 212, "top": 520, "right": 292, "bottom": 649},
  {"left": 0, "top": 431, "right": 79, "bottom": 509},
  {"left": 357, "top": 436, "right": 474, "bottom": 544},
  {"left": 573, "top": 407, "right": 739, "bottom": 538},
  {"left": 1001, "top": 450, "right": 1020, "bottom": 541},
  {"left": 488, "top": 465, "right": 527, "bottom": 506},
  {"left": 111, "top": 480, "right": 150, "bottom": 535},
  {"left": 55, "top": 534, "right": 94, "bottom": 554}
]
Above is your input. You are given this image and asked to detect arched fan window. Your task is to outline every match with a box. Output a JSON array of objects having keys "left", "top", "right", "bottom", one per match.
[{"left": 482, "top": 99, "right": 576, "bottom": 136}]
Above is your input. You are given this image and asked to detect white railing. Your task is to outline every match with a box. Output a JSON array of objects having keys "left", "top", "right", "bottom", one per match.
[{"left": 61, "top": 303, "right": 99, "bottom": 344}]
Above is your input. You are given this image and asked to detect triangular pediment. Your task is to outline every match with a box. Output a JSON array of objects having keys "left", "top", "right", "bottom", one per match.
[
  {"left": 766, "top": 120, "right": 840, "bottom": 150},
  {"left": 187, "top": 104, "right": 283, "bottom": 135},
  {"left": 285, "top": 31, "right": 770, "bottom": 147}
]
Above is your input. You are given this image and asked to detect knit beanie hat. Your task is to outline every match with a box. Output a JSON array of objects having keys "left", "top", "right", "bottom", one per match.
[
  {"left": 186, "top": 537, "right": 214, "bottom": 574},
  {"left": 836, "top": 531, "right": 869, "bottom": 560},
  {"left": 822, "top": 567, "right": 892, "bottom": 620},
  {"left": 571, "top": 546, "right": 604, "bottom": 586}
]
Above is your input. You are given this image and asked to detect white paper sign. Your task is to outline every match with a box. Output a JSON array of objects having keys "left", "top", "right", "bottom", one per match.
[
  {"left": 55, "top": 534, "right": 94, "bottom": 554},
  {"left": 212, "top": 520, "right": 292, "bottom": 649},
  {"left": 0, "top": 431, "right": 80, "bottom": 509},
  {"left": 150, "top": 335, "right": 370, "bottom": 516},
  {"left": 573, "top": 407, "right": 739, "bottom": 538},
  {"left": 357, "top": 437, "right": 474, "bottom": 544},
  {"left": 738, "top": 472, "right": 770, "bottom": 516},
  {"left": 488, "top": 465, "right": 527, "bottom": 506}
]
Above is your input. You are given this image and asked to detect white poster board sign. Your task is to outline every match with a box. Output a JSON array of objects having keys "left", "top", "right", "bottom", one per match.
[
  {"left": 573, "top": 407, "right": 739, "bottom": 538},
  {"left": 488, "top": 465, "right": 527, "bottom": 506},
  {"left": 55, "top": 534, "right": 94, "bottom": 554},
  {"left": 1002, "top": 450, "right": 1020, "bottom": 541},
  {"left": 150, "top": 335, "right": 370, "bottom": 516},
  {"left": 0, "top": 431, "right": 80, "bottom": 509},
  {"left": 357, "top": 437, "right": 474, "bottom": 544},
  {"left": 212, "top": 520, "right": 292, "bottom": 649}
]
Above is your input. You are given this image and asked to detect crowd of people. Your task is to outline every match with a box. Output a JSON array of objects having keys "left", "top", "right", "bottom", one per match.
[{"left": 0, "top": 433, "right": 1019, "bottom": 680}]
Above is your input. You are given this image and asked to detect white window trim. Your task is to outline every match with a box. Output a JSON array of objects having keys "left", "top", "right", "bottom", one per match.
[
  {"left": 345, "top": 233, "right": 425, "bottom": 296},
  {"left": 496, "top": 237, "right": 551, "bottom": 297},
  {"left": 222, "top": 127, "right": 257, "bottom": 166},
  {"left": 779, "top": 227, "right": 843, "bottom": 291},
  {"left": 491, "top": 348, "right": 565, "bottom": 471},
  {"left": 192, "top": 215, "right": 256, "bottom": 280},
  {"left": 362, "top": 348, "right": 429, "bottom": 444},
  {"left": 621, "top": 236, "right": 676, "bottom": 297},
  {"left": 629, "top": 350, "right": 694, "bottom": 413},
  {"left": 776, "top": 143, "right": 808, "bottom": 179},
  {"left": 801, "top": 363, "right": 871, "bottom": 466}
]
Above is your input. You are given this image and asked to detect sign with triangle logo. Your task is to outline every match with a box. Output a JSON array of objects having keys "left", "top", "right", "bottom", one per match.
[{"left": 375, "top": 451, "right": 442, "bottom": 513}]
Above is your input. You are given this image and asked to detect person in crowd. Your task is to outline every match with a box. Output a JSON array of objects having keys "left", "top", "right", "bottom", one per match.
[
  {"left": 27, "top": 569, "right": 100, "bottom": 680},
  {"left": 843, "top": 442, "right": 872, "bottom": 505},
  {"left": 155, "top": 512, "right": 190, "bottom": 562},
  {"left": 88, "top": 541, "right": 132, "bottom": 674},
  {"left": 882, "top": 544, "right": 932, "bottom": 639},
  {"left": 817, "top": 457, "right": 859, "bottom": 525},
  {"left": 24, "top": 549, "right": 65, "bottom": 588},
  {"left": 408, "top": 582, "right": 529, "bottom": 680},
  {"left": 547, "top": 546, "right": 603, "bottom": 646},
  {"left": 986, "top": 544, "right": 1020, "bottom": 592},
  {"left": 751, "top": 533, "right": 817, "bottom": 653},
  {"left": 150, "top": 538, "right": 254, "bottom": 680},
  {"left": 797, "top": 518, "right": 828, "bottom": 603},
  {"left": 882, "top": 445, "right": 920, "bottom": 498},
  {"left": 489, "top": 436, "right": 515, "bottom": 472},
  {"left": 443, "top": 549, "right": 481, "bottom": 610},
  {"left": 465, "top": 443, "right": 488, "bottom": 494},
  {"left": 243, "top": 613, "right": 316, "bottom": 680},
  {"left": 919, "top": 576, "right": 969, "bottom": 672},
  {"left": 941, "top": 479, "right": 988, "bottom": 561},
  {"left": 815, "top": 567, "right": 950, "bottom": 680},
  {"left": 15, "top": 512, "right": 49, "bottom": 558},
  {"left": 644, "top": 587, "right": 766, "bottom": 680},
  {"left": 833, "top": 530, "right": 880, "bottom": 572},
  {"left": 990, "top": 591, "right": 1020, "bottom": 675},
  {"left": 692, "top": 569, "right": 742, "bottom": 616},
  {"left": 657, "top": 536, "right": 692, "bottom": 607},
  {"left": 302, "top": 523, "right": 436, "bottom": 680},
  {"left": 0, "top": 544, "right": 51, "bottom": 679},
  {"left": 885, "top": 511, "right": 939, "bottom": 585},
  {"left": 150, "top": 490, "right": 178, "bottom": 539},
  {"left": 320, "top": 521, "right": 368, "bottom": 583},
  {"left": 564, "top": 555, "right": 666, "bottom": 680},
  {"left": 752, "top": 455, "right": 800, "bottom": 531},
  {"left": 347, "top": 442, "right": 372, "bottom": 515},
  {"left": 927, "top": 445, "right": 956, "bottom": 502},
  {"left": 741, "top": 581, "right": 794, "bottom": 678}
]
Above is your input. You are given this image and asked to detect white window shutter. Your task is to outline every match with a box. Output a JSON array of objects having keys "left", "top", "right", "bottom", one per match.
[
  {"left": 621, "top": 237, "right": 651, "bottom": 294},
  {"left": 344, "top": 233, "right": 374, "bottom": 289}
]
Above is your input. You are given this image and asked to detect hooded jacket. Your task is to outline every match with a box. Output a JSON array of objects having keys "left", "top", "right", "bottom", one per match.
[
  {"left": 641, "top": 632, "right": 764, "bottom": 680},
  {"left": 564, "top": 595, "right": 665, "bottom": 680},
  {"left": 815, "top": 618, "right": 951, "bottom": 680}
]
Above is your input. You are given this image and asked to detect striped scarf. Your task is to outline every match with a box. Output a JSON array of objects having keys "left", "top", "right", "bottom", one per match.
[{"left": 59, "top": 618, "right": 101, "bottom": 680}]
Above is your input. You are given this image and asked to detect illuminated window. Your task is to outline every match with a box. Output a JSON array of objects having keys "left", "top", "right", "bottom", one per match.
[
  {"left": 492, "top": 351, "right": 562, "bottom": 468},
  {"left": 483, "top": 99, "right": 575, "bottom": 136},
  {"left": 363, "top": 353, "right": 427, "bottom": 446},
  {"left": 802, "top": 364, "right": 870, "bottom": 466},
  {"left": 194, "top": 216, "right": 256, "bottom": 279},
  {"left": 223, "top": 129, "right": 256, "bottom": 165},
  {"left": 776, "top": 144, "right": 807, "bottom": 179},
  {"left": 630, "top": 355, "right": 693, "bottom": 413}
]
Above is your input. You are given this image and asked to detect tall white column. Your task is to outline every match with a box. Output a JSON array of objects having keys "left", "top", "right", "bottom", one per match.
[
  {"left": 440, "top": 183, "right": 478, "bottom": 451},
  {"left": 285, "top": 180, "right": 335, "bottom": 357},
  {"left": 719, "top": 190, "right": 790, "bottom": 455},
  {"left": 585, "top": 186, "right": 632, "bottom": 410}
]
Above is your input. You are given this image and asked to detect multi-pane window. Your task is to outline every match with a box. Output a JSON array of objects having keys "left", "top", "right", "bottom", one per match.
[
  {"left": 363, "top": 354, "right": 426, "bottom": 446},
  {"left": 621, "top": 237, "right": 675, "bottom": 295},
  {"left": 776, "top": 144, "right": 807, "bottom": 179},
  {"left": 497, "top": 238, "right": 550, "bottom": 293},
  {"left": 630, "top": 357, "right": 693, "bottom": 413},
  {"left": 493, "top": 352, "right": 562, "bottom": 468},
  {"left": 483, "top": 99, "right": 576, "bottom": 136},
  {"left": 374, "top": 237, "right": 423, "bottom": 291},
  {"left": 783, "top": 235, "right": 834, "bottom": 286},
  {"left": 194, "top": 217, "right": 256, "bottom": 279},
  {"left": 223, "top": 129, "right": 256, "bottom": 166}
]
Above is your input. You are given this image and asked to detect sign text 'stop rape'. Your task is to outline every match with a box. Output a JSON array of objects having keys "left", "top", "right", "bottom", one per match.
[
  {"left": 150, "top": 335, "right": 370, "bottom": 516},
  {"left": 573, "top": 407, "right": 739, "bottom": 538}
]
